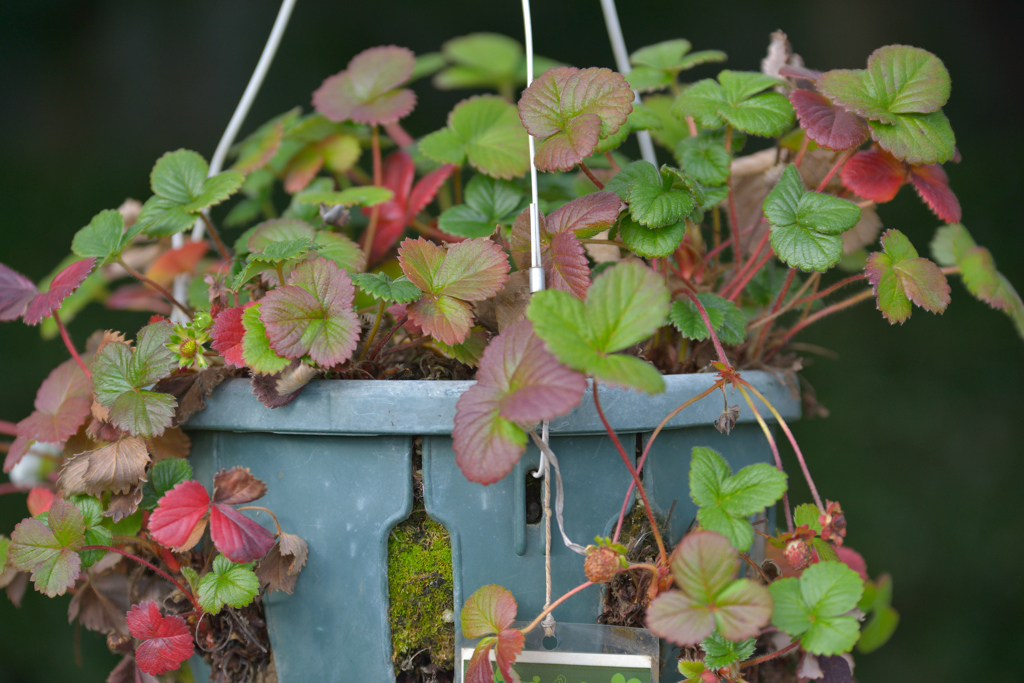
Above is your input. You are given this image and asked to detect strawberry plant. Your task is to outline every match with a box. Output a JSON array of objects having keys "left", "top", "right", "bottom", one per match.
[{"left": 0, "top": 25, "right": 1018, "bottom": 683}]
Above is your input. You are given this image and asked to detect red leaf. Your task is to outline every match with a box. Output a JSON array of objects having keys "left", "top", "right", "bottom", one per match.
[
  {"left": 147, "top": 481, "right": 210, "bottom": 551},
  {"left": 209, "top": 503, "right": 276, "bottom": 563},
  {"left": 211, "top": 305, "right": 247, "bottom": 368},
  {"left": 361, "top": 151, "right": 455, "bottom": 262},
  {"left": 23, "top": 258, "right": 96, "bottom": 325},
  {"left": 461, "top": 584, "right": 518, "bottom": 637},
  {"left": 495, "top": 629, "right": 524, "bottom": 683},
  {"left": 144, "top": 241, "right": 209, "bottom": 287},
  {"left": 0, "top": 262, "right": 38, "bottom": 321},
  {"left": 3, "top": 435, "right": 32, "bottom": 472},
  {"left": 790, "top": 89, "right": 869, "bottom": 151},
  {"left": 125, "top": 601, "right": 195, "bottom": 676},
  {"left": 26, "top": 488, "right": 55, "bottom": 517},
  {"left": 909, "top": 163, "right": 961, "bottom": 223},
  {"left": 17, "top": 358, "right": 93, "bottom": 443},
  {"left": 545, "top": 191, "right": 624, "bottom": 237},
  {"left": 466, "top": 642, "right": 496, "bottom": 683},
  {"left": 548, "top": 232, "right": 591, "bottom": 299},
  {"left": 840, "top": 148, "right": 907, "bottom": 203}
]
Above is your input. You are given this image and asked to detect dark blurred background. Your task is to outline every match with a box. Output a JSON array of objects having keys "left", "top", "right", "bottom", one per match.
[{"left": 1, "top": 0, "right": 1021, "bottom": 681}]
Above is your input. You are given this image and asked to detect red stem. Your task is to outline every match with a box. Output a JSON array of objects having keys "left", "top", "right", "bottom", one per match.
[
  {"left": 0, "top": 420, "right": 17, "bottom": 437},
  {"left": 362, "top": 125, "right": 383, "bottom": 261},
  {"left": 368, "top": 313, "right": 408, "bottom": 361},
  {"left": 117, "top": 260, "right": 192, "bottom": 317},
  {"left": 720, "top": 230, "right": 770, "bottom": 298},
  {"left": 579, "top": 162, "right": 605, "bottom": 189},
  {"left": 764, "top": 289, "right": 873, "bottom": 361},
  {"left": 519, "top": 581, "right": 593, "bottom": 634},
  {"left": 199, "top": 215, "right": 231, "bottom": 261},
  {"left": 790, "top": 273, "right": 867, "bottom": 309},
  {"left": 794, "top": 135, "right": 811, "bottom": 167},
  {"left": 741, "top": 640, "right": 800, "bottom": 668},
  {"left": 0, "top": 482, "right": 33, "bottom": 496},
  {"left": 815, "top": 149, "right": 854, "bottom": 192},
  {"left": 724, "top": 127, "right": 744, "bottom": 279},
  {"left": 592, "top": 384, "right": 667, "bottom": 564},
  {"left": 679, "top": 289, "right": 730, "bottom": 367},
  {"left": 80, "top": 545, "right": 201, "bottom": 612},
  {"left": 53, "top": 312, "right": 91, "bottom": 378},
  {"left": 752, "top": 268, "right": 796, "bottom": 358},
  {"left": 383, "top": 121, "right": 414, "bottom": 147},
  {"left": 726, "top": 247, "right": 774, "bottom": 303}
]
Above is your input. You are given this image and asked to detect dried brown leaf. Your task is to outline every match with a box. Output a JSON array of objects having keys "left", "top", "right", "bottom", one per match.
[
  {"left": 153, "top": 367, "right": 232, "bottom": 426},
  {"left": 58, "top": 452, "right": 92, "bottom": 496},
  {"left": 147, "top": 427, "right": 191, "bottom": 462},
  {"left": 104, "top": 485, "right": 143, "bottom": 523},
  {"left": 256, "top": 532, "right": 308, "bottom": 595},
  {"left": 213, "top": 467, "right": 267, "bottom": 505},
  {"left": 68, "top": 570, "right": 131, "bottom": 635},
  {"left": 78, "top": 437, "right": 151, "bottom": 495},
  {"left": 494, "top": 270, "right": 531, "bottom": 332}
]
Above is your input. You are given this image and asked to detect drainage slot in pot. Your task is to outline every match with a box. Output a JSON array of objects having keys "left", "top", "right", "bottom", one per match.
[{"left": 525, "top": 468, "right": 543, "bottom": 525}]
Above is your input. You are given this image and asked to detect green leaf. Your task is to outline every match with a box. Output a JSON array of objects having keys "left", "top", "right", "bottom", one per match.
[
  {"left": 931, "top": 224, "right": 1024, "bottom": 339},
  {"left": 689, "top": 447, "right": 786, "bottom": 551},
  {"left": 526, "top": 260, "right": 669, "bottom": 394},
  {"left": 138, "top": 150, "right": 244, "bottom": 236},
  {"left": 136, "top": 197, "right": 196, "bottom": 237},
  {"left": 101, "top": 510, "right": 143, "bottom": 538},
  {"left": 867, "top": 110, "right": 956, "bottom": 165},
  {"left": 181, "top": 566, "right": 200, "bottom": 594},
  {"left": 859, "top": 574, "right": 899, "bottom": 653},
  {"left": 669, "top": 293, "right": 746, "bottom": 345},
  {"left": 764, "top": 165, "right": 860, "bottom": 272},
  {"left": 627, "top": 40, "right": 727, "bottom": 93},
  {"left": 437, "top": 175, "right": 527, "bottom": 237},
  {"left": 68, "top": 494, "right": 112, "bottom": 568},
  {"left": 676, "top": 135, "right": 731, "bottom": 186},
  {"left": 352, "top": 272, "right": 422, "bottom": 303},
  {"left": 141, "top": 458, "right": 194, "bottom": 511},
  {"left": 865, "top": 229, "right": 950, "bottom": 324},
  {"left": 420, "top": 95, "right": 529, "bottom": 179},
  {"left": 151, "top": 149, "right": 208, "bottom": 205},
  {"left": 770, "top": 562, "right": 864, "bottom": 655},
  {"left": 197, "top": 555, "right": 260, "bottom": 614},
  {"left": 673, "top": 71, "right": 795, "bottom": 137},
  {"left": 624, "top": 163, "right": 696, "bottom": 228},
  {"left": 90, "top": 321, "right": 178, "bottom": 437},
  {"left": 293, "top": 186, "right": 393, "bottom": 207},
  {"left": 701, "top": 631, "right": 756, "bottom": 670},
  {"left": 619, "top": 215, "right": 686, "bottom": 258},
  {"left": 241, "top": 303, "right": 291, "bottom": 374},
  {"left": 812, "top": 538, "right": 840, "bottom": 563},
  {"left": 793, "top": 503, "right": 822, "bottom": 532},
  {"left": 432, "top": 326, "right": 489, "bottom": 367},
  {"left": 817, "top": 45, "right": 951, "bottom": 124},
  {"left": 71, "top": 209, "right": 139, "bottom": 264},
  {"left": 631, "top": 39, "right": 693, "bottom": 69},
  {"left": 0, "top": 536, "right": 9, "bottom": 574},
  {"left": 9, "top": 498, "right": 85, "bottom": 597}
]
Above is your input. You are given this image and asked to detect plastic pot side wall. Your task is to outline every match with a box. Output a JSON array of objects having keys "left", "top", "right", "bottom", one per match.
[{"left": 184, "top": 374, "right": 799, "bottom": 682}]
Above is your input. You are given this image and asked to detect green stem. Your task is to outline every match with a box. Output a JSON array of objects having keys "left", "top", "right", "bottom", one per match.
[
  {"left": 452, "top": 166, "right": 462, "bottom": 205},
  {"left": 53, "top": 311, "right": 90, "bottom": 378},
  {"left": 359, "top": 300, "right": 387, "bottom": 361}
]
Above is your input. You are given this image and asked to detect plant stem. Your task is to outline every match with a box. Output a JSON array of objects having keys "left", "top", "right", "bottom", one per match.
[
  {"left": 752, "top": 268, "right": 796, "bottom": 359},
  {"left": 592, "top": 383, "right": 667, "bottom": 564},
  {"left": 724, "top": 126, "right": 743, "bottom": 277},
  {"left": 941, "top": 266, "right": 960, "bottom": 275},
  {"left": 362, "top": 125, "right": 383, "bottom": 261},
  {"left": 383, "top": 336, "right": 429, "bottom": 358},
  {"left": 816, "top": 149, "right": 854, "bottom": 192},
  {"left": 80, "top": 545, "right": 201, "bottom": 612},
  {"left": 721, "top": 230, "right": 770, "bottom": 298},
  {"left": 519, "top": 581, "right": 593, "bottom": 635},
  {"left": 383, "top": 121, "right": 414, "bottom": 148},
  {"left": 117, "top": 260, "right": 193, "bottom": 317},
  {"left": 579, "top": 239, "right": 622, "bottom": 247},
  {"left": 794, "top": 135, "right": 810, "bottom": 167},
  {"left": 726, "top": 246, "right": 774, "bottom": 303},
  {"left": 0, "top": 421, "right": 17, "bottom": 437},
  {"left": 764, "top": 289, "right": 873, "bottom": 361},
  {"left": 604, "top": 152, "right": 620, "bottom": 173},
  {"left": 452, "top": 166, "right": 463, "bottom": 205},
  {"left": 685, "top": 116, "right": 698, "bottom": 137},
  {"left": 612, "top": 380, "right": 726, "bottom": 543},
  {"left": 741, "top": 640, "right": 800, "bottom": 668},
  {"left": 579, "top": 162, "right": 605, "bottom": 189},
  {"left": 368, "top": 313, "right": 408, "bottom": 361},
  {"left": 200, "top": 214, "right": 231, "bottom": 261},
  {"left": 735, "top": 384, "right": 794, "bottom": 533},
  {"left": 237, "top": 505, "right": 282, "bottom": 535},
  {"left": 359, "top": 300, "right": 387, "bottom": 361},
  {"left": 711, "top": 205, "right": 721, "bottom": 267},
  {"left": 739, "top": 379, "right": 825, "bottom": 512},
  {"left": 0, "top": 482, "right": 33, "bottom": 496},
  {"left": 53, "top": 312, "right": 91, "bottom": 378},
  {"left": 679, "top": 290, "right": 730, "bottom": 367},
  {"left": 410, "top": 217, "right": 463, "bottom": 242}
]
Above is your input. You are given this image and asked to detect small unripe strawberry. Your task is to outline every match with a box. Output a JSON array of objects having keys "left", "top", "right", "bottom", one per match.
[
  {"left": 819, "top": 500, "right": 847, "bottom": 546},
  {"left": 784, "top": 538, "right": 813, "bottom": 571},
  {"left": 584, "top": 546, "right": 620, "bottom": 583}
]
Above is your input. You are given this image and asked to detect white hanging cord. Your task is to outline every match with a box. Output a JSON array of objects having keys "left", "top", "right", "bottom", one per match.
[
  {"left": 598, "top": 0, "right": 658, "bottom": 166},
  {"left": 171, "top": 0, "right": 299, "bottom": 321}
]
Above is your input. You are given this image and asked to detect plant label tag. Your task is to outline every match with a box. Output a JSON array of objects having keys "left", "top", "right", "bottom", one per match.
[{"left": 458, "top": 622, "right": 660, "bottom": 683}]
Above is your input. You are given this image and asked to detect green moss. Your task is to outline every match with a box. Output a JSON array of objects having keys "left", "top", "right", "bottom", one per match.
[{"left": 388, "top": 510, "right": 455, "bottom": 670}]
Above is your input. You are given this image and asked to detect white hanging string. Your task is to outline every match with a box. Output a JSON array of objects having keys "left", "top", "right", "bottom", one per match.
[
  {"left": 598, "top": 0, "right": 658, "bottom": 166},
  {"left": 171, "top": 0, "right": 299, "bottom": 321}
]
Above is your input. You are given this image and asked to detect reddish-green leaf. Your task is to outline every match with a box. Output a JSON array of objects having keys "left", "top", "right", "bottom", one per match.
[
  {"left": 148, "top": 480, "right": 210, "bottom": 552},
  {"left": 211, "top": 306, "right": 246, "bottom": 368},
  {"left": 790, "top": 89, "right": 869, "bottom": 151},
  {"left": 126, "top": 601, "right": 195, "bottom": 675},
  {"left": 840, "top": 148, "right": 906, "bottom": 203},
  {"left": 647, "top": 531, "right": 771, "bottom": 645},
  {"left": 313, "top": 46, "right": 417, "bottom": 125},
  {"left": 241, "top": 303, "right": 290, "bottom": 375},
  {"left": 518, "top": 66, "right": 633, "bottom": 171},
  {"left": 399, "top": 238, "right": 509, "bottom": 345},
  {"left": 865, "top": 229, "right": 950, "bottom": 324},
  {"left": 909, "top": 163, "right": 961, "bottom": 223},
  {"left": 461, "top": 584, "right": 518, "bottom": 637},
  {"left": 209, "top": 503, "right": 275, "bottom": 564},
  {"left": 16, "top": 359, "right": 92, "bottom": 444},
  {"left": 9, "top": 498, "right": 85, "bottom": 597},
  {"left": 0, "top": 262, "right": 38, "bottom": 321},
  {"left": 23, "top": 258, "right": 96, "bottom": 326},
  {"left": 260, "top": 257, "right": 360, "bottom": 367},
  {"left": 453, "top": 318, "right": 586, "bottom": 484},
  {"left": 466, "top": 641, "right": 497, "bottom": 683},
  {"left": 496, "top": 629, "right": 525, "bottom": 683}
]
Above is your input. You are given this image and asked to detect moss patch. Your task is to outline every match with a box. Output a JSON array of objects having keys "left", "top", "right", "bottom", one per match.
[{"left": 388, "top": 508, "right": 455, "bottom": 671}]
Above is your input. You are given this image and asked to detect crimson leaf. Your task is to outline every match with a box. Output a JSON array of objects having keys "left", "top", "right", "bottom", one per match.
[
  {"left": 125, "top": 601, "right": 195, "bottom": 675},
  {"left": 790, "top": 89, "right": 869, "bottom": 151},
  {"left": 21, "top": 258, "right": 97, "bottom": 326}
]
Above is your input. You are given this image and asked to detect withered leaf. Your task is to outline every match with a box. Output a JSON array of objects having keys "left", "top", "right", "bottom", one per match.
[
  {"left": 5, "top": 571, "right": 29, "bottom": 607},
  {"left": 715, "top": 404, "right": 741, "bottom": 434},
  {"left": 212, "top": 467, "right": 267, "bottom": 505},
  {"left": 68, "top": 570, "right": 131, "bottom": 635},
  {"left": 153, "top": 367, "right": 233, "bottom": 426},
  {"left": 256, "top": 532, "right": 308, "bottom": 595},
  {"left": 147, "top": 427, "right": 191, "bottom": 462},
  {"left": 250, "top": 361, "right": 316, "bottom": 409},
  {"left": 60, "top": 437, "right": 150, "bottom": 496},
  {"left": 87, "top": 417, "right": 123, "bottom": 443},
  {"left": 494, "top": 270, "right": 531, "bottom": 332},
  {"left": 104, "top": 485, "right": 143, "bottom": 523},
  {"left": 86, "top": 330, "right": 129, "bottom": 356}
]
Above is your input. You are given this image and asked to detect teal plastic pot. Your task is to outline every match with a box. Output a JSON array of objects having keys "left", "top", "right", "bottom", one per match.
[{"left": 184, "top": 373, "right": 799, "bottom": 682}]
